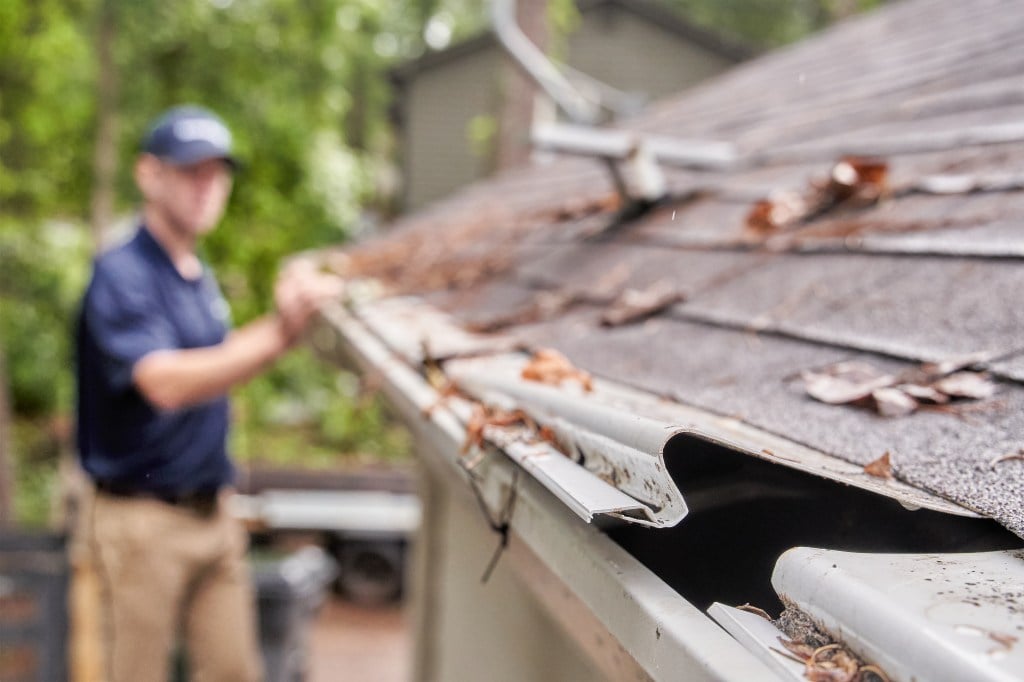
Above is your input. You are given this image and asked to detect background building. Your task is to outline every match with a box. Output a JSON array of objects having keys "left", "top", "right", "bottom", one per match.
[{"left": 389, "top": 0, "right": 750, "bottom": 210}]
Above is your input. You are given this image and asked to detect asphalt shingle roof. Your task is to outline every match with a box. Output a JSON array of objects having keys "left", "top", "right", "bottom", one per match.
[{"left": 333, "top": 0, "right": 1024, "bottom": 537}]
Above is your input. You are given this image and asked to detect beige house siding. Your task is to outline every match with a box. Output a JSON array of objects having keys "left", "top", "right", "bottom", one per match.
[
  {"left": 401, "top": 48, "right": 504, "bottom": 211},
  {"left": 568, "top": 9, "right": 736, "bottom": 98},
  {"left": 395, "top": 6, "right": 743, "bottom": 211},
  {"left": 412, "top": 461, "right": 606, "bottom": 682}
]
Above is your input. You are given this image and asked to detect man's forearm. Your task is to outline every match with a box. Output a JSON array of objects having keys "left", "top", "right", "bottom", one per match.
[{"left": 132, "top": 315, "right": 294, "bottom": 411}]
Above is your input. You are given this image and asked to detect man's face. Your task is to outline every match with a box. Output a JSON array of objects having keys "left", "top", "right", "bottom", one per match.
[{"left": 138, "top": 156, "right": 234, "bottom": 237}]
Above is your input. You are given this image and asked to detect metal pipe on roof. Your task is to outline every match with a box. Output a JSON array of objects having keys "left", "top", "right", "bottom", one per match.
[{"left": 490, "top": 0, "right": 603, "bottom": 125}]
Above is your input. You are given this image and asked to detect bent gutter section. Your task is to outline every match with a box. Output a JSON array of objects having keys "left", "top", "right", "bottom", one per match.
[
  {"left": 337, "top": 294, "right": 976, "bottom": 521},
  {"left": 311, "top": 303, "right": 779, "bottom": 681},
  {"left": 443, "top": 352, "right": 976, "bottom": 519}
]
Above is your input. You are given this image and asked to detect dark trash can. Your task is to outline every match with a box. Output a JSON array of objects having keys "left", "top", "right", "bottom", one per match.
[
  {"left": 331, "top": 537, "right": 407, "bottom": 605},
  {"left": 253, "top": 545, "right": 338, "bottom": 682},
  {"left": 0, "top": 532, "right": 69, "bottom": 682}
]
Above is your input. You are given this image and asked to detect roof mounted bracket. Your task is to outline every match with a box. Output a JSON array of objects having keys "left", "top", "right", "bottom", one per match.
[
  {"left": 492, "top": 0, "right": 738, "bottom": 207},
  {"left": 532, "top": 120, "right": 738, "bottom": 203}
]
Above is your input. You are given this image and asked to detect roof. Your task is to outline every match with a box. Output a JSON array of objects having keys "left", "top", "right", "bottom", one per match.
[
  {"left": 389, "top": 0, "right": 753, "bottom": 84},
  {"left": 328, "top": 0, "right": 1024, "bottom": 539}
]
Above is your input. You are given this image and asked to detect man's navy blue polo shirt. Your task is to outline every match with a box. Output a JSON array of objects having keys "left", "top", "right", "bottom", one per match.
[{"left": 75, "top": 226, "right": 234, "bottom": 495}]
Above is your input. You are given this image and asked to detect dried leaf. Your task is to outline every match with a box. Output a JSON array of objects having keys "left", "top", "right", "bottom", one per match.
[
  {"left": 857, "top": 664, "right": 891, "bottom": 682},
  {"left": 918, "top": 351, "right": 991, "bottom": 379},
  {"left": 601, "top": 280, "right": 683, "bottom": 327},
  {"left": 521, "top": 348, "right": 594, "bottom": 392},
  {"left": 802, "top": 362, "right": 895, "bottom": 404},
  {"left": 871, "top": 387, "right": 918, "bottom": 417},
  {"left": 736, "top": 603, "right": 773, "bottom": 621},
  {"left": 462, "top": 404, "right": 488, "bottom": 454},
  {"left": 828, "top": 157, "right": 889, "bottom": 206},
  {"left": 897, "top": 383, "right": 949, "bottom": 404},
  {"left": 746, "top": 192, "right": 808, "bottom": 234},
  {"left": 805, "top": 644, "right": 859, "bottom": 682},
  {"left": 746, "top": 157, "right": 888, "bottom": 238},
  {"left": 933, "top": 371, "right": 998, "bottom": 399},
  {"left": 988, "top": 631, "right": 1018, "bottom": 651},
  {"left": 778, "top": 637, "right": 815, "bottom": 661},
  {"left": 990, "top": 449, "right": 1024, "bottom": 467},
  {"left": 863, "top": 451, "right": 893, "bottom": 479},
  {"left": 460, "top": 404, "right": 534, "bottom": 454},
  {"left": 537, "top": 426, "right": 568, "bottom": 455}
]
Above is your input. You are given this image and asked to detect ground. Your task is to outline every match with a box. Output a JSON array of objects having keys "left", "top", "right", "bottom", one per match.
[{"left": 308, "top": 596, "right": 411, "bottom": 681}]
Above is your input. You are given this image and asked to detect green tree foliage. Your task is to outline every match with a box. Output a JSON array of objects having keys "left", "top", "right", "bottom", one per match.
[{"left": 668, "top": 0, "right": 883, "bottom": 48}]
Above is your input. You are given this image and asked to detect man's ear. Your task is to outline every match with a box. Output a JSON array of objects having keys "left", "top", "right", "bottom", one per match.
[{"left": 134, "top": 154, "right": 162, "bottom": 199}]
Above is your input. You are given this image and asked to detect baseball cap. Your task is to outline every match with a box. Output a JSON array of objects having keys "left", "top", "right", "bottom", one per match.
[{"left": 141, "top": 105, "right": 238, "bottom": 168}]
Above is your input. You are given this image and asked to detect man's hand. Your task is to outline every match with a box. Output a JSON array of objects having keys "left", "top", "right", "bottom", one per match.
[{"left": 274, "top": 261, "right": 345, "bottom": 344}]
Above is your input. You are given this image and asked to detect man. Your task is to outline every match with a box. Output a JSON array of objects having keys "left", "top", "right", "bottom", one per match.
[{"left": 74, "top": 105, "right": 341, "bottom": 681}]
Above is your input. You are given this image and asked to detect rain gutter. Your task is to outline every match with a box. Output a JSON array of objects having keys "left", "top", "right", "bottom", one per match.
[
  {"left": 310, "top": 302, "right": 780, "bottom": 680},
  {"left": 337, "top": 295, "right": 977, "bottom": 521}
]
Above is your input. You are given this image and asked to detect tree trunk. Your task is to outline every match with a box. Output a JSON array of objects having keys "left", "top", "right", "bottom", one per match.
[
  {"left": 89, "top": 0, "right": 119, "bottom": 251},
  {"left": 494, "top": 0, "right": 550, "bottom": 171},
  {"left": 0, "top": 348, "right": 13, "bottom": 526}
]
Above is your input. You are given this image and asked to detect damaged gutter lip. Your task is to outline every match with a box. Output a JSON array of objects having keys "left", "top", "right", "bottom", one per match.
[
  {"left": 447, "top": 354, "right": 689, "bottom": 526},
  {"left": 313, "top": 303, "right": 656, "bottom": 527},
  {"left": 443, "top": 351, "right": 979, "bottom": 519}
]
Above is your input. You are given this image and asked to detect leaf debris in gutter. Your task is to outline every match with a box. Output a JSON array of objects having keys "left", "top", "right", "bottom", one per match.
[
  {"left": 800, "top": 358, "right": 997, "bottom": 417},
  {"left": 521, "top": 348, "right": 594, "bottom": 392},
  {"left": 459, "top": 401, "right": 570, "bottom": 460},
  {"left": 775, "top": 602, "right": 891, "bottom": 682}
]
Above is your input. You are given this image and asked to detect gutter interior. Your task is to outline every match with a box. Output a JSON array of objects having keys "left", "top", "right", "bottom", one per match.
[{"left": 606, "top": 435, "right": 1024, "bottom": 614}]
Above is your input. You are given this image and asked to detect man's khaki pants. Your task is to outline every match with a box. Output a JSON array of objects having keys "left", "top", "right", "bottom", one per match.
[{"left": 73, "top": 488, "right": 263, "bottom": 682}]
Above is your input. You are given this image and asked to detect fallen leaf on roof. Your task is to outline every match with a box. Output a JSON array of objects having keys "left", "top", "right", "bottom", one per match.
[
  {"left": 863, "top": 451, "right": 893, "bottom": 479},
  {"left": 801, "top": 359, "right": 996, "bottom": 417},
  {"left": 871, "top": 388, "right": 918, "bottom": 417},
  {"left": 521, "top": 348, "right": 594, "bottom": 392},
  {"left": 746, "top": 192, "right": 808, "bottom": 234},
  {"left": 601, "top": 280, "right": 683, "bottom": 327},
  {"left": 827, "top": 157, "right": 889, "bottom": 206},
  {"left": 896, "top": 383, "right": 949, "bottom": 404},
  {"left": 801, "top": 362, "right": 895, "bottom": 404},
  {"left": 932, "top": 371, "right": 998, "bottom": 399},
  {"left": 918, "top": 351, "right": 991, "bottom": 379},
  {"left": 745, "top": 157, "right": 888, "bottom": 237},
  {"left": 990, "top": 449, "right": 1024, "bottom": 468}
]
